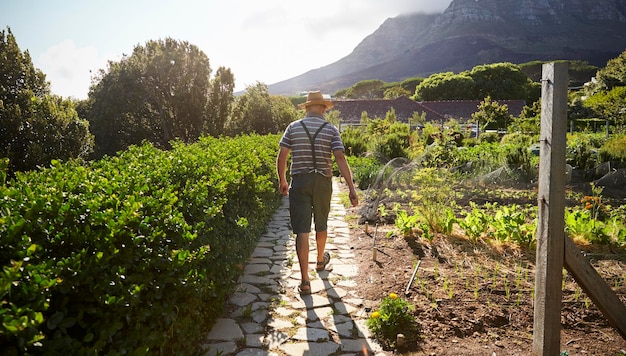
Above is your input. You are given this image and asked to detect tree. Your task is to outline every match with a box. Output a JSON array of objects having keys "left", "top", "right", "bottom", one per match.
[
  {"left": 226, "top": 82, "right": 299, "bottom": 135},
  {"left": 346, "top": 80, "right": 385, "bottom": 99},
  {"left": 413, "top": 72, "right": 477, "bottom": 101},
  {"left": 511, "top": 100, "right": 541, "bottom": 135},
  {"left": 413, "top": 63, "right": 537, "bottom": 102},
  {"left": 585, "top": 86, "right": 626, "bottom": 131},
  {"left": 467, "top": 62, "right": 533, "bottom": 101},
  {"left": 595, "top": 49, "right": 626, "bottom": 92},
  {"left": 0, "top": 27, "right": 93, "bottom": 173},
  {"left": 470, "top": 96, "right": 512, "bottom": 133},
  {"left": 205, "top": 66, "right": 235, "bottom": 136},
  {"left": 568, "top": 94, "right": 597, "bottom": 122},
  {"left": 399, "top": 77, "right": 425, "bottom": 93},
  {"left": 87, "top": 38, "right": 212, "bottom": 157},
  {"left": 383, "top": 86, "right": 411, "bottom": 99},
  {"left": 334, "top": 87, "right": 349, "bottom": 99},
  {"left": 270, "top": 94, "right": 300, "bottom": 133}
]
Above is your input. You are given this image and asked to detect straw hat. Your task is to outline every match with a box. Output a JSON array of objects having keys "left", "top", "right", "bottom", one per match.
[{"left": 298, "top": 91, "right": 334, "bottom": 110}]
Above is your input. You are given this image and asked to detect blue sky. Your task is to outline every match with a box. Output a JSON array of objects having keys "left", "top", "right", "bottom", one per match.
[{"left": 1, "top": 0, "right": 451, "bottom": 99}]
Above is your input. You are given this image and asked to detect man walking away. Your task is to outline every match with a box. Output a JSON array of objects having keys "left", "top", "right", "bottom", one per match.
[{"left": 276, "top": 91, "right": 358, "bottom": 294}]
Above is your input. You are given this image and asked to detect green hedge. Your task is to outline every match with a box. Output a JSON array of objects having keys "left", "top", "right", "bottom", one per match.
[
  {"left": 599, "top": 134, "right": 626, "bottom": 163},
  {"left": 0, "top": 134, "right": 282, "bottom": 354}
]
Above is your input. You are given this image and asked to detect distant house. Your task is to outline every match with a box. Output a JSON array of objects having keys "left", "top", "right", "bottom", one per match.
[{"left": 330, "top": 96, "right": 526, "bottom": 128}]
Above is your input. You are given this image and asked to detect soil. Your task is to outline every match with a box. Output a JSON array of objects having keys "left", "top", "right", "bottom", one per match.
[{"left": 336, "top": 182, "right": 626, "bottom": 356}]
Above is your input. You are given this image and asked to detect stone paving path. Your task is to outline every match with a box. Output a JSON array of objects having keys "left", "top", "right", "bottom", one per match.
[{"left": 201, "top": 179, "right": 384, "bottom": 355}]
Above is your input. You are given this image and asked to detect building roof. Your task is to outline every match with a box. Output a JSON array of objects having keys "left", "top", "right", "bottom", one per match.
[
  {"left": 330, "top": 97, "right": 526, "bottom": 125},
  {"left": 419, "top": 100, "right": 526, "bottom": 121},
  {"left": 331, "top": 96, "right": 446, "bottom": 124}
]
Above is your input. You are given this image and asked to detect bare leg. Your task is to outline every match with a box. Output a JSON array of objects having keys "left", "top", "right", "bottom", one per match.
[
  {"left": 315, "top": 230, "right": 328, "bottom": 263},
  {"left": 296, "top": 232, "right": 310, "bottom": 283}
]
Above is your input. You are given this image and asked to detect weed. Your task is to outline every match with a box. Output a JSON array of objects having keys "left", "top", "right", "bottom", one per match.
[{"left": 242, "top": 304, "right": 253, "bottom": 319}]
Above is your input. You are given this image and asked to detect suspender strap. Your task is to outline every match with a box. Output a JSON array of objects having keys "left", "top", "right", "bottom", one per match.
[{"left": 299, "top": 121, "right": 329, "bottom": 174}]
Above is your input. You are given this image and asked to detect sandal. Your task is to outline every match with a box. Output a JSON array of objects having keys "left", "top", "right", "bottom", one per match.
[
  {"left": 316, "top": 251, "right": 331, "bottom": 271},
  {"left": 298, "top": 280, "right": 311, "bottom": 294}
]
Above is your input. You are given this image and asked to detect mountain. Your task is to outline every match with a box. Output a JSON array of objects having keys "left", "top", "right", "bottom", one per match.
[{"left": 267, "top": 0, "right": 626, "bottom": 95}]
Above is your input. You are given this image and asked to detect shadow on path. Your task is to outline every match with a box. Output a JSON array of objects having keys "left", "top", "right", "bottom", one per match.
[{"left": 202, "top": 179, "right": 383, "bottom": 355}]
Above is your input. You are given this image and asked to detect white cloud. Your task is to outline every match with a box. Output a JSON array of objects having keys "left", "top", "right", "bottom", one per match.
[{"left": 38, "top": 40, "right": 110, "bottom": 99}]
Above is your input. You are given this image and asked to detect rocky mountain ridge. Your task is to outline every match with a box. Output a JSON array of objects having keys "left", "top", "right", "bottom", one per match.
[{"left": 267, "top": 0, "right": 626, "bottom": 95}]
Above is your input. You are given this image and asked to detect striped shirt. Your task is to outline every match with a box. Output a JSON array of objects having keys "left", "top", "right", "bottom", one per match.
[{"left": 279, "top": 114, "right": 344, "bottom": 177}]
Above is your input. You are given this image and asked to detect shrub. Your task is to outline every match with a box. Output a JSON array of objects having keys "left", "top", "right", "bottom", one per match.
[
  {"left": 500, "top": 132, "right": 533, "bottom": 147},
  {"left": 366, "top": 293, "right": 420, "bottom": 350},
  {"left": 339, "top": 155, "right": 384, "bottom": 190},
  {"left": 453, "top": 142, "right": 501, "bottom": 175},
  {"left": 502, "top": 144, "right": 537, "bottom": 182},
  {"left": 410, "top": 168, "right": 459, "bottom": 233},
  {"left": 598, "top": 135, "right": 626, "bottom": 163},
  {"left": 479, "top": 132, "right": 500, "bottom": 143},
  {"left": 566, "top": 132, "right": 606, "bottom": 171},
  {"left": 0, "top": 135, "right": 282, "bottom": 354},
  {"left": 341, "top": 127, "right": 368, "bottom": 156},
  {"left": 371, "top": 133, "right": 409, "bottom": 160}
]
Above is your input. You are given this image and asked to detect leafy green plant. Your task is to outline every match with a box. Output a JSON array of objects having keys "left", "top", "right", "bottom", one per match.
[
  {"left": 441, "top": 207, "right": 457, "bottom": 235},
  {"left": 342, "top": 155, "right": 384, "bottom": 190},
  {"left": 490, "top": 204, "right": 531, "bottom": 243},
  {"left": 565, "top": 208, "right": 612, "bottom": 244},
  {"left": 366, "top": 293, "right": 420, "bottom": 350},
  {"left": 410, "top": 168, "right": 459, "bottom": 233},
  {"left": 0, "top": 134, "right": 283, "bottom": 354},
  {"left": 418, "top": 222, "right": 434, "bottom": 241},
  {"left": 459, "top": 202, "right": 491, "bottom": 241},
  {"left": 393, "top": 206, "right": 420, "bottom": 237}
]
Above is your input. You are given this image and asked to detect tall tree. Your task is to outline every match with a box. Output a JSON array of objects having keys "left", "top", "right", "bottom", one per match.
[
  {"left": 414, "top": 72, "right": 477, "bottom": 101},
  {"left": 0, "top": 27, "right": 93, "bottom": 173},
  {"left": 205, "top": 66, "right": 235, "bottom": 136},
  {"left": 270, "top": 94, "right": 300, "bottom": 132},
  {"left": 467, "top": 62, "right": 533, "bottom": 101},
  {"left": 87, "top": 38, "right": 212, "bottom": 157},
  {"left": 226, "top": 82, "right": 298, "bottom": 135},
  {"left": 414, "top": 63, "right": 538, "bottom": 102},
  {"left": 346, "top": 80, "right": 385, "bottom": 99}
]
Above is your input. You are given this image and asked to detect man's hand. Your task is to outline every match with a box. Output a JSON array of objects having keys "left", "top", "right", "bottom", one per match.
[
  {"left": 276, "top": 146, "right": 290, "bottom": 196},
  {"left": 349, "top": 188, "right": 358, "bottom": 207},
  {"left": 334, "top": 149, "right": 358, "bottom": 207},
  {"left": 279, "top": 181, "right": 289, "bottom": 196}
]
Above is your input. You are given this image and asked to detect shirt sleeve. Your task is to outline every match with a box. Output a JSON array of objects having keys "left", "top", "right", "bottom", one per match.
[
  {"left": 279, "top": 124, "right": 292, "bottom": 148},
  {"left": 330, "top": 125, "right": 344, "bottom": 152}
]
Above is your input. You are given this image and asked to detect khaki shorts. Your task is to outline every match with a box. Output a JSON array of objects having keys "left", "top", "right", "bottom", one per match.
[{"left": 289, "top": 173, "right": 332, "bottom": 233}]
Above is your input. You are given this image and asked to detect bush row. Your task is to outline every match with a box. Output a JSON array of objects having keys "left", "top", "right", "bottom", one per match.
[{"left": 0, "top": 134, "right": 283, "bottom": 355}]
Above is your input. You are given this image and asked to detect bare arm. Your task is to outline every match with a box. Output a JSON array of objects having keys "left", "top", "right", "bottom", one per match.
[
  {"left": 276, "top": 146, "right": 290, "bottom": 196},
  {"left": 333, "top": 149, "right": 358, "bottom": 207}
]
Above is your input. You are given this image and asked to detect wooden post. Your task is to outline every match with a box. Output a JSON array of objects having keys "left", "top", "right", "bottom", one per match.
[
  {"left": 532, "top": 62, "right": 568, "bottom": 355},
  {"left": 564, "top": 236, "right": 626, "bottom": 339}
]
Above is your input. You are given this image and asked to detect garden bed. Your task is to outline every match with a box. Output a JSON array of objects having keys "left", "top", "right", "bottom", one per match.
[{"left": 338, "top": 182, "right": 626, "bottom": 355}]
